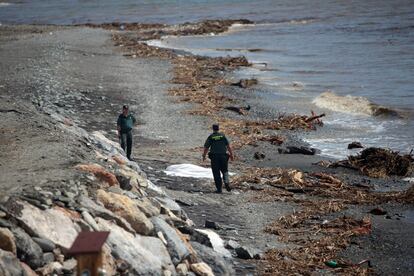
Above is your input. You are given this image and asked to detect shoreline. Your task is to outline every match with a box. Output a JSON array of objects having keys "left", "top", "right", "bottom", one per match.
[{"left": 0, "top": 22, "right": 413, "bottom": 275}]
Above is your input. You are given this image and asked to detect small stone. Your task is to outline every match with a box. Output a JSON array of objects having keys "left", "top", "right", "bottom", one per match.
[
  {"left": 157, "top": 231, "right": 168, "bottom": 246},
  {"left": 0, "top": 218, "right": 12, "bottom": 228},
  {"left": 62, "top": 258, "right": 77, "bottom": 273},
  {"left": 225, "top": 240, "right": 240, "bottom": 250},
  {"left": 205, "top": 220, "right": 220, "bottom": 230},
  {"left": 0, "top": 249, "right": 26, "bottom": 275},
  {"left": 0, "top": 228, "right": 17, "bottom": 254},
  {"left": 32, "top": 237, "right": 55, "bottom": 252},
  {"left": 0, "top": 211, "right": 6, "bottom": 218},
  {"left": 176, "top": 263, "right": 188, "bottom": 276},
  {"left": 163, "top": 270, "right": 172, "bottom": 276},
  {"left": 191, "top": 262, "right": 214, "bottom": 276},
  {"left": 43, "top": 252, "right": 55, "bottom": 263},
  {"left": 235, "top": 246, "right": 255, "bottom": 259}
]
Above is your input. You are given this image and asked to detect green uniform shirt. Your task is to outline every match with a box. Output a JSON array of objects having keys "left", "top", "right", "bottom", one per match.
[
  {"left": 204, "top": 132, "right": 229, "bottom": 154},
  {"left": 117, "top": 114, "right": 136, "bottom": 133}
]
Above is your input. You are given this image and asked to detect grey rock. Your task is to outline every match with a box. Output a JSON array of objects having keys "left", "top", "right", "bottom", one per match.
[
  {"left": 205, "top": 220, "right": 220, "bottom": 230},
  {"left": 32, "top": 237, "right": 55, "bottom": 252},
  {"left": 0, "top": 218, "right": 12, "bottom": 229},
  {"left": 78, "top": 195, "right": 135, "bottom": 234},
  {"left": 96, "top": 218, "right": 174, "bottom": 276},
  {"left": 191, "top": 242, "right": 235, "bottom": 276},
  {"left": 348, "top": 141, "right": 364, "bottom": 149},
  {"left": 151, "top": 216, "right": 190, "bottom": 266},
  {"left": 225, "top": 240, "right": 240, "bottom": 250},
  {"left": 9, "top": 201, "right": 78, "bottom": 249},
  {"left": 155, "top": 197, "right": 182, "bottom": 217},
  {"left": 235, "top": 246, "right": 257, "bottom": 260},
  {"left": 191, "top": 230, "right": 212, "bottom": 248},
  {"left": 43, "top": 252, "right": 55, "bottom": 263},
  {"left": 0, "top": 248, "right": 25, "bottom": 275},
  {"left": 193, "top": 229, "right": 231, "bottom": 258},
  {"left": 81, "top": 211, "right": 99, "bottom": 231},
  {"left": 116, "top": 174, "right": 133, "bottom": 191},
  {"left": 62, "top": 258, "right": 77, "bottom": 274},
  {"left": 11, "top": 228, "right": 44, "bottom": 269}
]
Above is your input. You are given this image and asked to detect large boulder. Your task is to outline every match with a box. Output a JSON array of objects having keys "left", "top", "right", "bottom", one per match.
[
  {"left": 8, "top": 201, "right": 79, "bottom": 249},
  {"left": 78, "top": 195, "right": 135, "bottom": 233},
  {"left": 0, "top": 227, "right": 16, "bottom": 254},
  {"left": 96, "top": 189, "right": 153, "bottom": 235},
  {"left": 151, "top": 216, "right": 190, "bottom": 266},
  {"left": 96, "top": 218, "right": 175, "bottom": 275},
  {"left": 0, "top": 249, "right": 25, "bottom": 276},
  {"left": 11, "top": 228, "right": 43, "bottom": 269}
]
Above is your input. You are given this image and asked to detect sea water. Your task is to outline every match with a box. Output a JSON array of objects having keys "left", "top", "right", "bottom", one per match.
[{"left": 1, "top": 0, "right": 413, "bottom": 159}]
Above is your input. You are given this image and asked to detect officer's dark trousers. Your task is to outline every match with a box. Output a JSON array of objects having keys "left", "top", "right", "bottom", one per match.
[
  {"left": 120, "top": 131, "right": 133, "bottom": 159},
  {"left": 210, "top": 154, "right": 229, "bottom": 192}
]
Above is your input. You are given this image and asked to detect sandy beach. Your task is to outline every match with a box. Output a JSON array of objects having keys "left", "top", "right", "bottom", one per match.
[{"left": 0, "top": 23, "right": 413, "bottom": 275}]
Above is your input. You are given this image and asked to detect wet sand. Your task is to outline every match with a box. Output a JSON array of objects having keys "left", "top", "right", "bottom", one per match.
[{"left": 0, "top": 24, "right": 413, "bottom": 275}]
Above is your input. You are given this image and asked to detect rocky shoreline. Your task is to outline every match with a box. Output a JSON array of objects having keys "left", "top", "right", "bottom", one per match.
[{"left": 0, "top": 21, "right": 413, "bottom": 276}]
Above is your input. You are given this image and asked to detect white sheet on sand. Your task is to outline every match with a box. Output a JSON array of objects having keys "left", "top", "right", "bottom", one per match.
[{"left": 164, "top": 164, "right": 234, "bottom": 179}]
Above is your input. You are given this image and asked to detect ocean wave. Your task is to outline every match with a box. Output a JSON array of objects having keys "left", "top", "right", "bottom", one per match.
[
  {"left": 313, "top": 91, "right": 400, "bottom": 117},
  {"left": 0, "top": 2, "right": 12, "bottom": 7}
]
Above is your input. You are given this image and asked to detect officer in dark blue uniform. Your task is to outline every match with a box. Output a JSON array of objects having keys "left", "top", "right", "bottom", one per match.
[
  {"left": 117, "top": 105, "right": 136, "bottom": 160},
  {"left": 202, "top": 124, "right": 234, "bottom": 193}
]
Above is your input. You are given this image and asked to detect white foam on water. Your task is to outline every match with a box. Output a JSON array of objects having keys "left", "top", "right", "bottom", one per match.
[
  {"left": 313, "top": 91, "right": 399, "bottom": 117},
  {"left": 164, "top": 164, "right": 234, "bottom": 179},
  {"left": 403, "top": 177, "right": 414, "bottom": 183},
  {"left": 0, "top": 3, "right": 12, "bottom": 7}
]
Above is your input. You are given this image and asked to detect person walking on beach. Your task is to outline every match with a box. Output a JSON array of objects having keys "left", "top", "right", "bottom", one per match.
[
  {"left": 117, "top": 105, "right": 136, "bottom": 160},
  {"left": 202, "top": 124, "right": 234, "bottom": 193}
]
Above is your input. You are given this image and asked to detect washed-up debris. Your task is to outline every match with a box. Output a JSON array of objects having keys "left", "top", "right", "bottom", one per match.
[
  {"left": 113, "top": 24, "right": 325, "bottom": 151},
  {"left": 253, "top": 152, "right": 265, "bottom": 160},
  {"left": 369, "top": 207, "right": 387, "bottom": 215},
  {"left": 224, "top": 105, "right": 250, "bottom": 115},
  {"left": 234, "top": 167, "right": 412, "bottom": 205},
  {"left": 325, "top": 259, "right": 372, "bottom": 268},
  {"left": 231, "top": 78, "right": 258, "bottom": 88},
  {"left": 331, "top": 147, "right": 413, "bottom": 178},
  {"left": 261, "top": 214, "right": 373, "bottom": 275},
  {"left": 278, "top": 146, "right": 319, "bottom": 155},
  {"left": 85, "top": 19, "right": 252, "bottom": 39}
]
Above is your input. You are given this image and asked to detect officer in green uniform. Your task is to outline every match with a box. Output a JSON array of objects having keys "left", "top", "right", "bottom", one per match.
[
  {"left": 117, "top": 105, "right": 136, "bottom": 160},
  {"left": 202, "top": 124, "right": 234, "bottom": 193}
]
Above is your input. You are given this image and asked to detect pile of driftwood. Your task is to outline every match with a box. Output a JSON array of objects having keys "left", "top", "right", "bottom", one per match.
[
  {"left": 232, "top": 165, "right": 413, "bottom": 274},
  {"left": 262, "top": 199, "right": 373, "bottom": 275},
  {"left": 233, "top": 167, "right": 412, "bottom": 204},
  {"left": 331, "top": 147, "right": 413, "bottom": 178}
]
